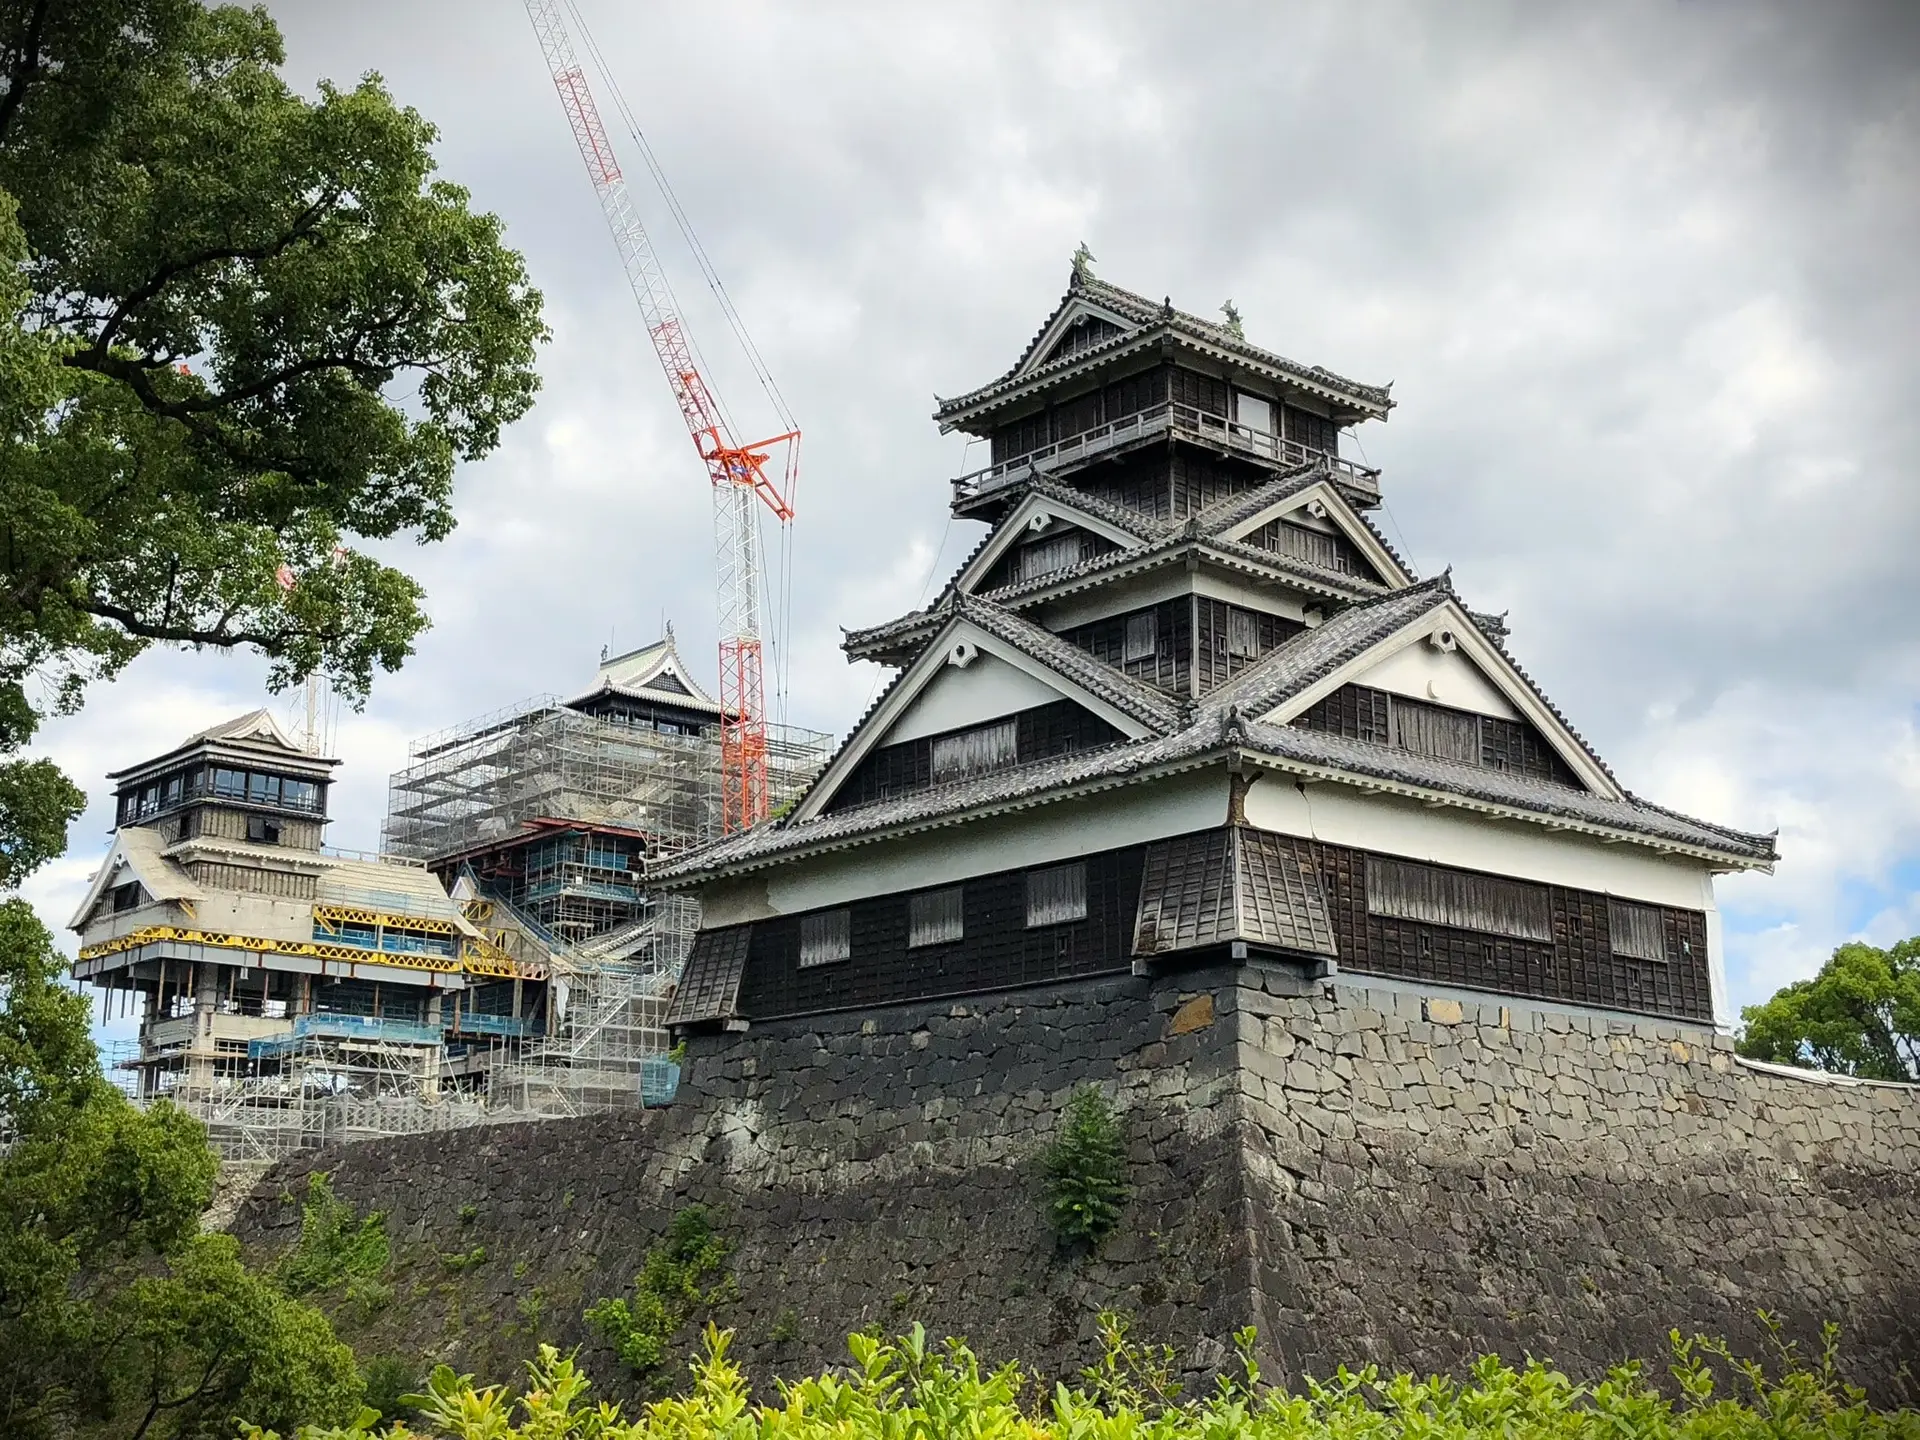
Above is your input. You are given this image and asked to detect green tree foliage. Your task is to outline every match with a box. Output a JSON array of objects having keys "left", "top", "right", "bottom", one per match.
[
  {"left": 0, "top": 0, "right": 545, "bottom": 869},
  {"left": 0, "top": 895, "right": 365, "bottom": 1439},
  {"left": 585, "top": 1206, "right": 736, "bottom": 1391},
  {"left": 1043, "top": 1084, "right": 1130, "bottom": 1244},
  {"left": 239, "top": 1320, "right": 1918, "bottom": 1440},
  {"left": 1738, "top": 939, "right": 1920, "bottom": 1081}
]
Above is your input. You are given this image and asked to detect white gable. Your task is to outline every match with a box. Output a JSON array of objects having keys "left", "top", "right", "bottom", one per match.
[
  {"left": 793, "top": 615, "right": 1155, "bottom": 823},
  {"left": 1214, "top": 480, "right": 1410, "bottom": 588},
  {"left": 885, "top": 653, "right": 1069, "bottom": 744},
  {"left": 1257, "top": 598, "right": 1623, "bottom": 800},
  {"left": 1354, "top": 643, "right": 1519, "bottom": 720},
  {"left": 953, "top": 490, "right": 1144, "bottom": 596},
  {"left": 1018, "top": 298, "right": 1136, "bottom": 378}
]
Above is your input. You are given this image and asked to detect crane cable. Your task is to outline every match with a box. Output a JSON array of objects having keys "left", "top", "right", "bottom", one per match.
[{"left": 564, "top": 0, "right": 801, "bottom": 730}]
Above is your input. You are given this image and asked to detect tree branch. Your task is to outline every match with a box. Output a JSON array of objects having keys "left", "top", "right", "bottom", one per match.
[
  {"left": 0, "top": 0, "right": 51, "bottom": 146},
  {"left": 73, "top": 596, "right": 278, "bottom": 651},
  {"left": 75, "top": 188, "right": 342, "bottom": 361}
]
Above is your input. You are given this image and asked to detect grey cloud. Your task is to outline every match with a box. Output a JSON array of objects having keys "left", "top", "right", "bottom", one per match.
[{"left": 25, "top": 0, "right": 1920, "bottom": 1012}]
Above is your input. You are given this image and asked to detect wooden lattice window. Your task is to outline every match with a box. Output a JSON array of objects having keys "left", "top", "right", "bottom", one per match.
[
  {"left": 1026, "top": 864, "right": 1088, "bottom": 927},
  {"left": 1365, "top": 856, "right": 1553, "bottom": 943},
  {"left": 1123, "top": 613, "right": 1157, "bottom": 662},
  {"left": 1390, "top": 697, "right": 1481, "bottom": 765},
  {"left": 1016, "top": 532, "right": 1085, "bottom": 583},
  {"left": 1608, "top": 899, "right": 1668, "bottom": 962},
  {"left": 908, "top": 887, "right": 964, "bottom": 948},
  {"left": 930, "top": 719, "right": 1017, "bottom": 784},
  {"left": 799, "top": 909, "right": 850, "bottom": 968}
]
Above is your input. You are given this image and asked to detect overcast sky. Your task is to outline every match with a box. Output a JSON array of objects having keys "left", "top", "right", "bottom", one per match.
[{"left": 29, "top": 0, "right": 1920, "bottom": 1024}]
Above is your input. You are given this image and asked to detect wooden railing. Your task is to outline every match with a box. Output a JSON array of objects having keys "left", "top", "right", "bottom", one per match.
[{"left": 950, "top": 402, "right": 1381, "bottom": 505}]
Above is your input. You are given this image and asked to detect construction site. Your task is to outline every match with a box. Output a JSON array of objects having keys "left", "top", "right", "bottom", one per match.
[
  {"left": 70, "top": 641, "right": 831, "bottom": 1163},
  {"left": 67, "top": 1, "right": 837, "bottom": 1162}
]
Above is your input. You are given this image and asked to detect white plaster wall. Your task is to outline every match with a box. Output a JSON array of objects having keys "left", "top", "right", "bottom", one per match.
[
  {"left": 1243, "top": 775, "right": 1719, "bottom": 911},
  {"left": 885, "top": 654, "right": 1068, "bottom": 743},
  {"left": 1351, "top": 642, "right": 1520, "bottom": 719},
  {"left": 699, "top": 768, "right": 1230, "bottom": 924}
]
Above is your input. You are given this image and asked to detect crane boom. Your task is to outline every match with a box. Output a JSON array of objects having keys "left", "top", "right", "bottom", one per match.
[{"left": 525, "top": 0, "right": 795, "bottom": 833}]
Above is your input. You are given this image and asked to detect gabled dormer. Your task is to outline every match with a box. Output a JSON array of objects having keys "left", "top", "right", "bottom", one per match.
[{"left": 563, "top": 629, "right": 723, "bottom": 736}]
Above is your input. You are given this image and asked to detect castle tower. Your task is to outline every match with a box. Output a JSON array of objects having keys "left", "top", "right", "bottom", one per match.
[{"left": 656, "top": 263, "right": 1775, "bottom": 1035}]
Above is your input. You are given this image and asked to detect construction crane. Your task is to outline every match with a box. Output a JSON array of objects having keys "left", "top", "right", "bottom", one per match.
[{"left": 524, "top": 0, "right": 796, "bottom": 833}]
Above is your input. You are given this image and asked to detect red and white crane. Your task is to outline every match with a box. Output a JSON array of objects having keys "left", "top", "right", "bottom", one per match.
[{"left": 525, "top": 0, "right": 796, "bottom": 833}]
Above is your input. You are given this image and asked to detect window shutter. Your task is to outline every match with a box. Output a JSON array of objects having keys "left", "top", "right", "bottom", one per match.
[
  {"left": 1607, "top": 899, "right": 1667, "bottom": 962},
  {"left": 1026, "top": 864, "right": 1088, "bottom": 927},
  {"left": 799, "top": 909, "right": 851, "bottom": 968},
  {"left": 1365, "top": 856, "right": 1552, "bottom": 943},
  {"left": 908, "top": 887, "right": 965, "bottom": 947},
  {"left": 1123, "top": 612, "right": 1157, "bottom": 662},
  {"left": 930, "top": 719, "right": 1019, "bottom": 783}
]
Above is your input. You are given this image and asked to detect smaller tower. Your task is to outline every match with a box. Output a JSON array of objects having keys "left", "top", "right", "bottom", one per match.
[{"left": 71, "top": 710, "right": 550, "bottom": 1149}]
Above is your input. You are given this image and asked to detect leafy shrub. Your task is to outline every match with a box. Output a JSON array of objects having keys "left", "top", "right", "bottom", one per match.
[
  {"left": 584, "top": 1205, "right": 735, "bottom": 1390},
  {"left": 1043, "top": 1084, "right": 1130, "bottom": 1243},
  {"left": 278, "top": 1173, "right": 391, "bottom": 1297},
  {"left": 358, "top": 1356, "right": 420, "bottom": 1426},
  {"left": 240, "top": 1317, "right": 1919, "bottom": 1440}
]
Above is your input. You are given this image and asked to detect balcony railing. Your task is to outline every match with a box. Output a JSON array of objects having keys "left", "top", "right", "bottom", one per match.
[{"left": 950, "top": 401, "right": 1381, "bottom": 507}]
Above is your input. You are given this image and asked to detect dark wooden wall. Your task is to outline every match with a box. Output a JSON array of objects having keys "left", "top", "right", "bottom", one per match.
[
  {"left": 821, "top": 700, "right": 1123, "bottom": 815},
  {"left": 703, "top": 827, "right": 1716, "bottom": 1025},
  {"left": 1294, "top": 683, "right": 1583, "bottom": 788}
]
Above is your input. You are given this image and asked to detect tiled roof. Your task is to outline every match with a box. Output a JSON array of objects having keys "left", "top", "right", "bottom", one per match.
[
  {"left": 954, "top": 594, "right": 1186, "bottom": 734},
  {"left": 934, "top": 273, "right": 1394, "bottom": 426},
  {"left": 1021, "top": 476, "right": 1174, "bottom": 543},
  {"left": 1185, "top": 465, "right": 1326, "bottom": 537},
  {"left": 1206, "top": 578, "right": 1455, "bottom": 718},
  {"left": 652, "top": 687, "right": 1776, "bottom": 883},
  {"left": 1232, "top": 717, "right": 1776, "bottom": 862}
]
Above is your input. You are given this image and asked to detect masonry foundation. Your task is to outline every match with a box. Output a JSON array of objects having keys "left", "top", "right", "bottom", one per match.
[{"left": 234, "top": 967, "right": 1920, "bottom": 1402}]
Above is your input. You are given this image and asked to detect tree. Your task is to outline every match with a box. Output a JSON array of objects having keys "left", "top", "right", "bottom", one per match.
[
  {"left": 0, "top": 0, "right": 545, "bottom": 867},
  {"left": 0, "top": 1, "right": 545, "bottom": 1433},
  {"left": 1737, "top": 938, "right": 1920, "bottom": 1082},
  {"left": 0, "top": 894, "right": 350, "bottom": 1438}
]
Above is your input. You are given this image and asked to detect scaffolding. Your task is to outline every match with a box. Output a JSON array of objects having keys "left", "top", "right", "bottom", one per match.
[
  {"left": 100, "top": 696, "right": 831, "bottom": 1162},
  {"left": 382, "top": 694, "right": 830, "bottom": 868}
]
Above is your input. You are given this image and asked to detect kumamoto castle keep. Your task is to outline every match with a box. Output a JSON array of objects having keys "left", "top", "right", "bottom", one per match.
[{"left": 87, "top": 263, "right": 1920, "bottom": 1393}]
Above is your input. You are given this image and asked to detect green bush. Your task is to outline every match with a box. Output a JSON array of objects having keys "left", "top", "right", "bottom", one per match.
[
  {"left": 278, "top": 1174, "right": 392, "bottom": 1298},
  {"left": 1044, "top": 1084, "right": 1130, "bottom": 1243},
  {"left": 240, "top": 1317, "right": 1918, "bottom": 1440},
  {"left": 584, "top": 1205, "right": 735, "bottom": 1391}
]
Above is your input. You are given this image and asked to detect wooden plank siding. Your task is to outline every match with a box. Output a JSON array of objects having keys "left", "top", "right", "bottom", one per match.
[
  {"left": 1294, "top": 683, "right": 1583, "bottom": 788},
  {"left": 822, "top": 700, "right": 1124, "bottom": 815},
  {"left": 689, "top": 828, "right": 1716, "bottom": 1026}
]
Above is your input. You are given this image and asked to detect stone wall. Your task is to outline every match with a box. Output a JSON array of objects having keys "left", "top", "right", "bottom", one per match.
[{"left": 234, "top": 966, "right": 1920, "bottom": 1404}]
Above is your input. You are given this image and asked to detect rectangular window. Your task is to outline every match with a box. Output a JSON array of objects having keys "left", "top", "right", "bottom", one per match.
[
  {"left": 1123, "top": 612, "right": 1157, "bottom": 662},
  {"left": 111, "top": 881, "right": 143, "bottom": 913},
  {"left": 1025, "top": 863, "right": 1088, "bottom": 927},
  {"left": 799, "top": 909, "right": 850, "bottom": 968},
  {"left": 163, "top": 775, "right": 182, "bottom": 806},
  {"left": 1234, "top": 391, "right": 1274, "bottom": 436},
  {"left": 1608, "top": 899, "right": 1668, "bottom": 962},
  {"left": 1365, "top": 856, "right": 1552, "bottom": 943},
  {"left": 908, "top": 887, "right": 964, "bottom": 948},
  {"left": 1226, "top": 608, "right": 1259, "bottom": 658},
  {"left": 246, "top": 816, "right": 281, "bottom": 845},
  {"left": 1390, "top": 698, "right": 1482, "bottom": 765},
  {"left": 930, "top": 719, "right": 1018, "bottom": 783},
  {"left": 1016, "top": 532, "right": 1084, "bottom": 583},
  {"left": 213, "top": 767, "right": 246, "bottom": 798}
]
